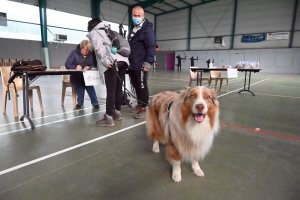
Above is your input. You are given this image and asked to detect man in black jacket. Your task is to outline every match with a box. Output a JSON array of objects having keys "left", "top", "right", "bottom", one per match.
[{"left": 128, "top": 6, "right": 156, "bottom": 119}]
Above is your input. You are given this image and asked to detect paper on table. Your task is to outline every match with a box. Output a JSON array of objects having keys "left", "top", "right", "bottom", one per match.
[
  {"left": 227, "top": 69, "right": 238, "bottom": 78},
  {"left": 83, "top": 70, "right": 101, "bottom": 86}
]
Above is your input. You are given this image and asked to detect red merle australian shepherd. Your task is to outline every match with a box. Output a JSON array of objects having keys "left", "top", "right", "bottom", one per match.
[{"left": 146, "top": 86, "right": 220, "bottom": 182}]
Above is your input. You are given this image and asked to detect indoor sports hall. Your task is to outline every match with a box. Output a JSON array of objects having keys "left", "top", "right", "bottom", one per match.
[{"left": 0, "top": 0, "right": 299, "bottom": 199}]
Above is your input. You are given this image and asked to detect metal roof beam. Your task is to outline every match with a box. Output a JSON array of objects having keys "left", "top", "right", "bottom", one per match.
[
  {"left": 156, "top": 0, "right": 218, "bottom": 16},
  {"left": 133, "top": 0, "right": 164, "bottom": 9},
  {"left": 231, "top": 0, "right": 237, "bottom": 49},
  {"left": 179, "top": 0, "right": 191, "bottom": 6},
  {"left": 108, "top": 0, "right": 128, "bottom": 7},
  {"left": 150, "top": 5, "right": 167, "bottom": 13},
  {"left": 187, "top": 7, "right": 192, "bottom": 50},
  {"left": 289, "top": 0, "right": 298, "bottom": 48},
  {"left": 109, "top": 0, "right": 156, "bottom": 15},
  {"left": 161, "top": 1, "right": 178, "bottom": 9}
]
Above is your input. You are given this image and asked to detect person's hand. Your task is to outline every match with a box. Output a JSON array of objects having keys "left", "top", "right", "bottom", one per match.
[
  {"left": 108, "top": 63, "right": 113, "bottom": 68},
  {"left": 76, "top": 65, "right": 82, "bottom": 70},
  {"left": 83, "top": 66, "right": 90, "bottom": 70},
  {"left": 143, "top": 67, "right": 149, "bottom": 72}
]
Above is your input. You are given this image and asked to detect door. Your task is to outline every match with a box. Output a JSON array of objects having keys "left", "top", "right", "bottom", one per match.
[{"left": 165, "top": 54, "right": 175, "bottom": 70}]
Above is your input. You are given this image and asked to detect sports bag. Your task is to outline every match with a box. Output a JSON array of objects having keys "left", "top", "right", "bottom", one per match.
[
  {"left": 12, "top": 59, "right": 47, "bottom": 71},
  {"left": 100, "top": 28, "right": 131, "bottom": 57}
]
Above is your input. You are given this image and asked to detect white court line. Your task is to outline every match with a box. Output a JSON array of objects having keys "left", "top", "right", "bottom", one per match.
[
  {"left": 0, "top": 121, "right": 145, "bottom": 176},
  {"left": 0, "top": 110, "right": 105, "bottom": 136},
  {"left": 148, "top": 77, "right": 244, "bottom": 86},
  {"left": 0, "top": 78, "right": 267, "bottom": 135},
  {"left": 0, "top": 77, "right": 241, "bottom": 128},
  {"left": 0, "top": 78, "right": 269, "bottom": 176},
  {"left": 218, "top": 78, "right": 270, "bottom": 97},
  {"left": 0, "top": 106, "right": 103, "bottom": 127}
]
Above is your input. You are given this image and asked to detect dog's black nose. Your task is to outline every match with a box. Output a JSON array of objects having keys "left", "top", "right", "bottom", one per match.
[{"left": 196, "top": 104, "right": 204, "bottom": 112}]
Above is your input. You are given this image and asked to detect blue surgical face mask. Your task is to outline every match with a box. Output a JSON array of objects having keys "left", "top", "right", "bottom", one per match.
[{"left": 132, "top": 17, "right": 143, "bottom": 25}]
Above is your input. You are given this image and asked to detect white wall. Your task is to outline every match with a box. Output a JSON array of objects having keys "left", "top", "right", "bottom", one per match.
[
  {"left": 6, "top": 0, "right": 299, "bottom": 73},
  {"left": 9, "top": 0, "right": 155, "bottom": 36},
  {"left": 10, "top": 0, "right": 91, "bottom": 18},
  {"left": 1, "top": 0, "right": 156, "bottom": 68},
  {"left": 0, "top": 38, "right": 76, "bottom": 68},
  {"left": 156, "top": 0, "right": 299, "bottom": 50},
  {"left": 174, "top": 48, "right": 300, "bottom": 74}
]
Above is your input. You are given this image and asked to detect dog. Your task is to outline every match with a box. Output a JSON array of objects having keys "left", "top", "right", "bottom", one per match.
[{"left": 146, "top": 86, "right": 220, "bottom": 182}]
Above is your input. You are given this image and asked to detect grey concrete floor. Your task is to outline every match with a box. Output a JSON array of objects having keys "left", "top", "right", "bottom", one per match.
[{"left": 0, "top": 69, "right": 299, "bottom": 200}]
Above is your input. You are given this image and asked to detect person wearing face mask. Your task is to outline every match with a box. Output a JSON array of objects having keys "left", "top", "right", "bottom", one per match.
[
  {"left": 65, "top": 40, "right": 99, "bottom": 109},
  {"left": 127, "top": 6, "right": 156, "bottom": 119}
]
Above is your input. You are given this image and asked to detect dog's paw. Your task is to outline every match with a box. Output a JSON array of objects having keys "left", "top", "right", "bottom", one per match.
[
  {"left": 172, "top": 172, "right": 182, "bottom": 182},
  {"left": 192, "top": 161, "right": 204, "bottom": 177},
  {"left": 152, "top": 141, "right": 160, "bottom": 153},
  {"left": 152, "top": 147, "right": 160, "bottom": 153},
  {"left": 193, "top": 168, "right": 204, "bottom": 177},
  {"left": 171, "top": 160, "right": 182, "bottom": 182}
]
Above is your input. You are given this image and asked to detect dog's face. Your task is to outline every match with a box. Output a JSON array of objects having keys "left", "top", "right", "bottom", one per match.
[{"left": 181, "top": 86, "right": 219, "bottom": 125}]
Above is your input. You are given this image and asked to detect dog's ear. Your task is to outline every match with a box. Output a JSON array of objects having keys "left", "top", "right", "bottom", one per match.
[
  {"left": 182, "top": 86, "right": 192, "bottom": 100},
  {"left": 209, "top": 88, "right": 219, "bottom": 107},
  {"left": 184, "top": 86, "right": 191, "bottom": 90},
  {"left": 182, "top": 86, "right": 191, "bottom": 96}
]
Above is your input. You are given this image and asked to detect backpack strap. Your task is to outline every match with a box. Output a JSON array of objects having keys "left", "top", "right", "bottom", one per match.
[
  {"left": 99, "top": 27, "right": 116, "bottom": 41},
  {"left": 99, "top": 27, "right": 106, "bottom": 32}
]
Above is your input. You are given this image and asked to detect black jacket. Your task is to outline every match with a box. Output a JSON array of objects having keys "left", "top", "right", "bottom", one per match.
[{"left": 128, "top": 19, "right": 156, "bottom": 70}]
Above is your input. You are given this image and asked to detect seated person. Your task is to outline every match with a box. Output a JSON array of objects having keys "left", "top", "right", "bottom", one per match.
[{"left": 65, "top": 40, "right": 99, "bottom": 109}]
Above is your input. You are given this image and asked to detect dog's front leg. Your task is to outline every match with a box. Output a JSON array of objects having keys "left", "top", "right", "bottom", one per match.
[
  {"left": 170, "top": 160, "right": 182, "bottom": 182},
  {"left": 192, "top": 160, "right": 204, "bottom": 177},
  {"left": 152, "top": 140, "right": 160, "bottom": 153}
]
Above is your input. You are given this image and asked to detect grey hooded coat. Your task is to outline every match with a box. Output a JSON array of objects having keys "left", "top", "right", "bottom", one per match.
[{"left": 86, "top": 21, "right": 129, "bottom": 84}]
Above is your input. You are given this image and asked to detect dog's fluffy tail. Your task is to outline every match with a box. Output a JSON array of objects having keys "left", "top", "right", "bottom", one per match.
[{"left": 146, "top": 96, "right": 163, "bottom": 143}]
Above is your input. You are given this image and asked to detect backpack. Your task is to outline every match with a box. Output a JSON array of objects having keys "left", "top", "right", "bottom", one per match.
[
  {"left": 12, "top": 59, "right": 47, "bottom": 71},
  {"left": 11, "top": 59, "right": 47, "bottom": 82},
  {"left": 100, "top": 27, "right": 131, "bottom": 57}
]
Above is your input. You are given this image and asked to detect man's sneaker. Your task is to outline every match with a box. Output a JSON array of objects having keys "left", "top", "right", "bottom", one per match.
[
  {"left": 129, "top": 104, "right": 141, "bottom": 113},
  {"left": 75, "top": 105, "right": 83, "bottom": 109},
  {"left": 112, "top": 109, "right": 122, "bottom": 121},
  {"left": 93, "top": 105, "right": 100, "bottom": 109},
  {"left": 95, "top": 114, "right": 114, "bottom": 127},
  {"left": 133, "top": 107, "right": 146, "bottom": 119}
]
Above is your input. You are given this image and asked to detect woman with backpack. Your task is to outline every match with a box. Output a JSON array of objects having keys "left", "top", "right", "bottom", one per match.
[{"left": 87, "top": 17, "right": 129, "bottom": 128}]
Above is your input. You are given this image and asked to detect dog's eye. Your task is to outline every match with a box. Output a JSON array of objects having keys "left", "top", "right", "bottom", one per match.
[
  {"left": 206, "top": 95, "right": 210, "bottom": 99},
  {"left": 190, "top": 94, "right": 195, "bottom": 98}
]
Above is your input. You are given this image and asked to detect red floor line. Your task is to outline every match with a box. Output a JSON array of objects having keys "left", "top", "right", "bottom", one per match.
[{"left": 221, "top": 123, "right": 300, "bottom": 141}]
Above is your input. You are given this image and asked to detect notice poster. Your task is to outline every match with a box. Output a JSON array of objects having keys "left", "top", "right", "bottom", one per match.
[
  {"left": 83, "top": 70, "right": 100, "bottom": 86},
  {"left": 214, "top": 37, "right": 222, "bottom": 44},
  {"left": 266, "top": 32, "right": 289, "bottom": 40},
  {"left": 227, "top": 69, "right": 238, "bottom": 78}
]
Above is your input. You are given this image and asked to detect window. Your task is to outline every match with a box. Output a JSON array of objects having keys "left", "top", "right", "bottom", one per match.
[
  {"left": 0, "top": 0, "right": 128, "bottom": 44},
  {"left": 0, "top": 0, "right": 41, "bottom": 41}
]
